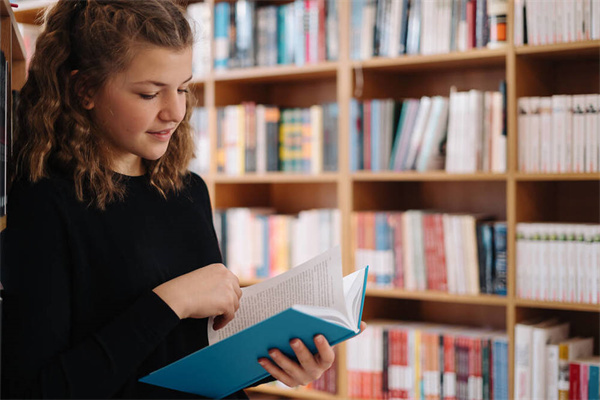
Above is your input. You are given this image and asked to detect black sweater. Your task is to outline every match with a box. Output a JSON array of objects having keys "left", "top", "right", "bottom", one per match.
[{"left": 1, "top": 171, "right": 249, "bottom": 399}]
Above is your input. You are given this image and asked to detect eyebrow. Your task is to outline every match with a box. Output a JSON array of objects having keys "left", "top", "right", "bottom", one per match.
[{"left": 132, "top": 75, "right": 193, "bottom": 86}]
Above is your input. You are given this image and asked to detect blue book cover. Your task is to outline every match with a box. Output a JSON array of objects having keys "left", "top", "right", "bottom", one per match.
[
  {"left": 589, "top": 364, "right": 599, "bottom": 400},
  {"left": 214, "top": 2, "right": 230, "bottom": 70},
  {"left": 140, "top": 250, "right": 368, "bottom": 399},
  {"left": 493, "top": 222, "right": 507, "bottom": 296}
]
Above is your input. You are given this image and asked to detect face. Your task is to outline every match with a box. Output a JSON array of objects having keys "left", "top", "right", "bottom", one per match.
[{"left": 86, "top": 45, "right": 193, "bottom": 176}]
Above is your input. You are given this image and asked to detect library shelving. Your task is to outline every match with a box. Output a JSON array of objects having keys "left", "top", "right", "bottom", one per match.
[{"left": 14, "top": 1, "right": 600, "bottom": 400}]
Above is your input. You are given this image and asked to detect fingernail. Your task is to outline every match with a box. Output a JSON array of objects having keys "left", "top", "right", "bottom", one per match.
[
  {"left": 268, "top": 350, "right": 277, "bottom": 358},
  {"left": 316, "top": 335, "right": 325, "bottom": 344},
  {"left": 291, "top": 339, "right": 300, "bottom": 348},
  {"left": 258, "top": 359, "right": 266, "bottom": 366}
]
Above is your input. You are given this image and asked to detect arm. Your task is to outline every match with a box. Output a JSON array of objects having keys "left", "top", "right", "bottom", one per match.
[{"left": 1, "top": 180, "right": 180, "bottom": 398}]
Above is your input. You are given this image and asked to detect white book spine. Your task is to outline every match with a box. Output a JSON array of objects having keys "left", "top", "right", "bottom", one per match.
[
  {"left": 555, "top": 0, "right": 564, "bottom": 42},
  {"left": 557, "top": 226, "right": 568, "bottom": 302},
  {"left": 539, "top": 97, "right": 553, "bottom": 173},
  {"left": 549, "top": 225, "right": 559, "bottom": 301},
  {"left": 572, "top": 95, "right": 586, "bottom": 173},
  {"left": 594, "top": 0, "right": 600, "bottom": 39},
  {"left": 514, "top": 324, "right": 533, "bottom": 400},
  {"left": 529, "top": 97, "right": 541, "bottom": 172},
  {"left": 562, "top": 95, "right": 573, "bottom": 173},
  {"left": 515, "top": 0, "right": 524, "bottom": 45},
  {"left": 576, "top": 225, "right": 587, "bottom": 303},
  {"left": 546, "top": 344, "right": 560, "bottom": 400},
  {"left": 551, "top": 95, "right": 563, "bottom": 173},
  {"left": 584, "top": 95, "right": 599, "bottom": 172},
  {"left": 567, "top": 225, "right": 578, "bottom": 302},
  {"left": 518, "top": 97, "right": 529, "bottom": 171},
  {"left": 576, "top": 0, "right": 584, "bottom": 40}
]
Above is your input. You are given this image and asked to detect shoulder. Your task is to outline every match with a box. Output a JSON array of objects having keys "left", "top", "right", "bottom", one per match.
[
  {"left": 181, "top": 171, "right": 210, "bottom": 202},
  {"left": 9, "top": 173, "right": 73, "bottom": 210}
]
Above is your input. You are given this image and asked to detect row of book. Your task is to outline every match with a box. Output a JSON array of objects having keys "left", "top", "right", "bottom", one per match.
[
  {"left": 516, "top": 223, "right": 600, "bottom": 305},
  {"left": 350, "top": 87, "right": 507, "bottom": 173},
  {"left": 346, "top": 321, "right": 509, "bottom": 400},
  {"left": 518, "top": 94, "right": 600, "bottom": 174},
  {"left": 514, "top": 319, "right": 597, "bottom": 400},
  {"left": 351, "top": 0, "right": 507, "bottom": 60},
  {"left": 213, "top": 208, "right": 340, "bottom": 280},
  {"left": 216, "top": 103, "right": 338, "bottom": 175},
  {"left": 212, "top": 0, "right": 338, "bottom": 70},
  {"left": 514, "top": 0, "right": 600, "bottom": 46},
  {"left": 353, "top": 211, "right": 507, "bottom": 296},
  {"left": 188, "top": 107, "right": 209, "bottom": 175}
]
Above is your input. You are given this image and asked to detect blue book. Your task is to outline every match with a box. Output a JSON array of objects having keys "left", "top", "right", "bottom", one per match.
[
  {"left": 589, "top": 362, "right": 600, "bottom": 400},
  {"left": 140, "top": 248, "right": 368, "bottom": 399},
  {"left": 213, "top": 2, "right": 230, "bottom": 70},
  {"left": 492, "top": 222, "right": 507, "bottom": 296}
]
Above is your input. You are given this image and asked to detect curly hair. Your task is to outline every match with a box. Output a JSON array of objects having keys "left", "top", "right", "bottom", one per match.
[{"left": 14, "top": 0, "right": 195, "bottom": 209}]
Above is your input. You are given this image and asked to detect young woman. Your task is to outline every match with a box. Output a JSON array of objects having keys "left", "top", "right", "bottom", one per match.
[{"left": 1, "top": 1, "right": 336, "bottom": 398}]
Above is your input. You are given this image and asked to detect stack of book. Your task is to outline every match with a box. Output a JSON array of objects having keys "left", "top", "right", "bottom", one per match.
[
  {"left": 514, "top": 0, "right": 600, "bottom": 46},
  {"left": 516, "top": 223, "right": 600, "bottom": 304},
  {"left": 350, "top": 87, "right": 506, "bottom": 173},
  {"left": 514, "top": 320, "right": 597, "bottom": 400},
  {"left": 347, "top": 321, "right": 509, "bottom": 400},
  {"left": 188, "top": 107, "right": 209, "bottom": 175},
  {"left": 518, "top": 94, "right": 600, "bottom": 173},
  {"left": 352, "top": 210, "right": 507, "bottom": 296},
  {"left": 351, "top": 0, "right": 508, "bottom": 59},
  {"left": 213, "top": 0, "right": 338, "bottom": 70},
  {"left": 217, "top": 102, "right": 338, "bottom": 175},
  {"left": 213, "top": 208, "right": 340, "bottom": 279}
]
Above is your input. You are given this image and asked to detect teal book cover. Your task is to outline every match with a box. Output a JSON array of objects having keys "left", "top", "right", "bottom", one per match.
[{"left": 140, "top": 248, "right": 368, "bottom": 399}]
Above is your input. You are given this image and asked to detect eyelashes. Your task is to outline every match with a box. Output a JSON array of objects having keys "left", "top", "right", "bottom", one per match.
[{"left": 139, "top": 89, "right": 189, "bottom": 100}]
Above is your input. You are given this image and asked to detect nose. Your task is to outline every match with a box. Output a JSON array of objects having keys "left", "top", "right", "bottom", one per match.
[{"left": 158, "top": 91, "right": 186, "bottom": 123}]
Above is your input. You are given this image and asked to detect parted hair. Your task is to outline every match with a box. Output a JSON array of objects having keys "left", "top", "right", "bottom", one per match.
[{"left": 14, "top": 0, "right": 195, "bottom": 209}]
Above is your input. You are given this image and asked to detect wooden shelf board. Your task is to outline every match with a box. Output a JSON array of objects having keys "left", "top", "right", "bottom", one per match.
[
  {"left": 515, "top": 40, "right": 600, "bottom": 58},
  {"left": 0, "top": 215, "right": 6, "bottom": 232},
  {"left": 515, "top": 172, "right": 600, "bottom": 181},
  {"left": 247, "top": 384, "right": 339, "bottom": 400},
  {"left": 352, "top": 171, "right": 508, "bottom": 182},
  {"left": 515, "top": 298, "right": 600, "bottom": 312},
  {"left": 366, "top": 288, "right": 508, "bottom": 306},
  {"left": 212, "top": 62, "right": 338, "bottom": 84},
  {"left": 2, "top": 0, "right": 26, "bottom": 61},
  {"left": 352, "top": 48, "right": 507, "bottom": 72},
  {"left": 213, "top": 173, "right": 339, "bottom": 184}
]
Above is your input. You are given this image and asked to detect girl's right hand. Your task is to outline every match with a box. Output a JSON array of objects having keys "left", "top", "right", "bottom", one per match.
[{"left": 153, "top": 263, "right": 242, "bottom": 329}]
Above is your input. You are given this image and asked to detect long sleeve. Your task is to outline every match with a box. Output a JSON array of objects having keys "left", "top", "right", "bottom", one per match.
[{"left": 1, "top": 179, "right": 181, "bottom": 398}]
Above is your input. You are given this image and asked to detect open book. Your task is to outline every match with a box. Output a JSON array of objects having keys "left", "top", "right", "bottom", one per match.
[{"left": 140, "top": 246, "right": 368, "bottom": 398}]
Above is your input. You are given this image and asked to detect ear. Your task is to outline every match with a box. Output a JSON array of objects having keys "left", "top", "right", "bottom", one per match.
[{"left": 71, "top": 69, "right": 95, "bottom": 110}]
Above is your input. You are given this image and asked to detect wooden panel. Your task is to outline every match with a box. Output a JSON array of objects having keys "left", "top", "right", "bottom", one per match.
[
  {"left": 355, "top": 66, "right": 506, "bottom": 100},
  {"left": 362, "top": 297, "right": 506, "bottom": 331},
  {"left": 215, "top": 78, "right": 337, "bottom": 108},
  {"left": 516, "top": 181, "right": 600, "bottom": 223},
  {"left": 353, "top": 181, "right": 507, "bottom": 220},
  {"left": 191, "top": 84, "right": 205, "bottom": 107},
  {"left": 515, "top": 57, "right": 599, "bottom": 97},
  {"left": 214, "top": 182, "right": 338, "bottom": 214}
]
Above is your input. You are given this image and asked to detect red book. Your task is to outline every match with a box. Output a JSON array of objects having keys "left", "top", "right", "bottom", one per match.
[
  {"left": 317, "top": 0, "right": 326, "bottom": 62},
  {"left": 466, "top": 0, "right": 476, "bottom": 50},
  {"left": 443, "top": 333, "right": 457, "bottom": 400},
  {"left": 423, "top": 214, "right": 437, "bottom": 290},
  {"left": 570, "top": 362, "right": 581, "bottom": 400},
  {"left": 388, "top": 212, "right": 405, "bottom": 289},
  {"left": 433, "top": 214, "right": 448, "bottom": 292}
]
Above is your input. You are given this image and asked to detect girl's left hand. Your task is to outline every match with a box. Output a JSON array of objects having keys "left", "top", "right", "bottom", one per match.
[{"left": 257, "top": 334, "right": 335, "bottom": 387}]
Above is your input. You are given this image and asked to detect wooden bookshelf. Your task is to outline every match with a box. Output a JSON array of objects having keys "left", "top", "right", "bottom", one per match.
[{"left": 14, "top": 1, "right": 600, "bottom": 400}]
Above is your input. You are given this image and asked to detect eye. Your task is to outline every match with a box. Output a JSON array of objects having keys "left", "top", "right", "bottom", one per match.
[
  {"left": 178, "top": 88, "right": 189, "bottom": 95},
  {"left": 140, "top": 93, "right": 158, "bottom": 100}
]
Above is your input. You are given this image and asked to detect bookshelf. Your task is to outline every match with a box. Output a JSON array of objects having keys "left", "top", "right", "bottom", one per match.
[
  {"left": 14, "top": 1, "right": 600, "bottom": 399},
  {"left": 1, "top": 0, "right": 27, "bottom": 231}
]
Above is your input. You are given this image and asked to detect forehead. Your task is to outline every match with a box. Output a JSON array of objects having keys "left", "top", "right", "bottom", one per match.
[{"left": 118, "top": 45, "right": 192, "bottom": 84}]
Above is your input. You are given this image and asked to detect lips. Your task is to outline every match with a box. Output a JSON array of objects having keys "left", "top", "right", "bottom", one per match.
[{"left": 147, "top": 129, "right": 173, "bottom": 142}]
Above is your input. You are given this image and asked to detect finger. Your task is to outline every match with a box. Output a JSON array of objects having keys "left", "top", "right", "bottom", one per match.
[
  {"left": 213, "top": 309, "right": 234, "bottom": 330},
  {"left": 257, "top": 358, "right": 298, "bottom": 388},
  {"left": 313, "top": 335, "right": 335, "bottom": 369},
  {"left": 290, "top": 338, "right": 321, "bottom": 379},
  {"left": 360, "top": 321, "right": 368, "bottom": 333},
  {"left": 234, "top": 284, "right": 243, "bottom": 300},
  {"left": 268, "top": 348, "right": 311, "bottom": 385}
]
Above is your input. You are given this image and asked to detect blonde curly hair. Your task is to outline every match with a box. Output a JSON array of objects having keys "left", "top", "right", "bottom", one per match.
[{"left": 14, "top": 0, "right": 195, "bottom": 209}]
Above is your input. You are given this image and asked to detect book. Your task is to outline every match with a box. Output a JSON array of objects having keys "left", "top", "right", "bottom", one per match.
[{"left": 140, "top": 246, "right": 368, "bottom": 398}]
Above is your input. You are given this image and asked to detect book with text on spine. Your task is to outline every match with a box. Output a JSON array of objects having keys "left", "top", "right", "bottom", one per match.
[{"left": 140, "top": 246, "right": 368, "bottom": 399}]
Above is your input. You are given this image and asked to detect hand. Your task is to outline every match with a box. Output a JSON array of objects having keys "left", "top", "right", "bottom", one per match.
[
  {"left": 153, "top": 263, "right": 242, "bottom": 329},
  {"left": 257, "top": 335, "right": 335, "bottom": 388}
]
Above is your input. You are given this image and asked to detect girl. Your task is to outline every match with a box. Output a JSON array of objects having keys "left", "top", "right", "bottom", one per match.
[{"left": 1, "top": 1, "right": 336, "bottom": 398}]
